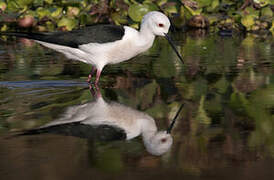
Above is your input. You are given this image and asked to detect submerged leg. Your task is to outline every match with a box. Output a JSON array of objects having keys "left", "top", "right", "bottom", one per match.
[
  {"left": 89, "top": 83, "right": 101, "bottom": 98},
  {"left": 95, "top": 69, "right": 102, "bottom": 85},
  {"left": 87, "top": 66, "right": 96, "bottom": 83}
]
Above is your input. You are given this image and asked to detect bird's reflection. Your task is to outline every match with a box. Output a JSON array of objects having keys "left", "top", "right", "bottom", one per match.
[{"left": 22, "top": 86, "right": 183, "bottom": 156}]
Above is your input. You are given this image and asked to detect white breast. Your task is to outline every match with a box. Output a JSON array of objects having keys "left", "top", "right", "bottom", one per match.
[
  {"left": 41, "top": 97, "right": 157, "bottom": 140},
  {"left": 79, "top": 26, "right": 155, "bottom": 69},
  {"left": 35, "top": 26, "right": 155, "bottom": 71}
]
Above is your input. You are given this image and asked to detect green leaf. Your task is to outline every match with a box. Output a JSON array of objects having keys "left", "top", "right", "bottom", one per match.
[
  {"left": 229, "top": 91, "right": 249, "bottom": 113},
  {"left": 146, "top": 103, "right": 166, "bottom": 119},
  {"left": 45, "top": 0, "right": 53, "bottom": 4},
  {"left": 270, "top": 20, "right": 274, "bottom": 32},
  {"left": 163, "top": 5, "right": 177, "bottom": 14},
  {"left": 243, "top": 7, "right": 260, "bottom": 17},
  {"left": 261, "top": 6, "right": 273, "bottom": 18},
  {"left": 250, "top": 85, "right": 274, "bottom": 108},
  {"left": 1, "top": 24, "right": 8, "bottom": 32},
  {"left": 0, "top": 1, "right": 6, "bottom": 11},
  {"left": 214, "top": 77, "right": 229, "bottom": 94},
  {"left": 184, "top": 5, "right": 202, "bottom": 16},
  {"left": 211, "top": 0, "right": 219, "bottom": 9},
  {"left": 57, "top": 17, "right": 78, "bottom": 31},
  {"left": 241, "top": 15, "right": 255, "bottom": 30},
  {"left": 45, "top": 21, "right": 55, "bottom": 31},
  {"left": 196, "top": 96, "right": 211, "bottom": 125},
  {"left": 197, "top": 0, "right": 212, "bottom": 7},
  {"left": 50, "top": 7, "right": 63, "bottom": 18},
  {"left": 156, "top": 0, "right": 168, "bottom": 6},
  {"left": 6, "top": 0, "right": 20, "bottom": 11},
  {"left": 136, "top": 80, "right": 158, "bottom": 109},
  {"left": 37, "top": 7, "right": 51, "bottom": 19},
  {"left": 207, "top": 15, "right": 218, "bottom": 25},
  {"left": 206, "top": 0, "right": 219, "bottom": 12},
  {"left": 16, "top": 0, "right": 33, "bottom": 6},
  {"left": 254, "top": 0, "right": 270, "bottom": 7},
  {"left": 33, "top": 0, "right": 43, "bottom": 6},
  {"left": 95, "top": 148, "right": 123, "bottom": 173},
  {"left": 111, "top": 12, "right": 128, "bottom": 25},
  {"left": 130, "top": 23, "right": 139, "bottom": 29},
  {"left": 128, "top": 3, "right": 158, "bottom": 22},
  {"left": 180, "top": 6, "right": 193, "bottom": 19},
  {"left": 222, "top": 0, "right": 235, "bottom": 5},
  {"left": 241, "top": 35, "right": 255, "bottom": 48}
]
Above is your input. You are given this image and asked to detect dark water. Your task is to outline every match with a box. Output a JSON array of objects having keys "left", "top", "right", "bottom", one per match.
[{"left": 0, "top": 32, "right": 274, "bottom": 180}]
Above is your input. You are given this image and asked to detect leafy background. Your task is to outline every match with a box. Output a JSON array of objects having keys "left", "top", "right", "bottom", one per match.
[{"left": 0, "top": 0, "right": 273, "bottom": 34}]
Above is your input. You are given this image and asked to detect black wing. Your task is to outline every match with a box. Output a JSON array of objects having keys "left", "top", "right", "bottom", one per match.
[
  {"left": 0, "top": 24, "right": 125, "bottom": 48},
  {"left": 19, "top": 122, "right": 127, "bottom": 141}
]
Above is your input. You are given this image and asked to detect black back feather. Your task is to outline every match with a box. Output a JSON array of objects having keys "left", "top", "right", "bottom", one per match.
[
  {"left": 19, "top": 122, "right": 127, "bottom": 141},
  {"left": 0, "top": 24, "right": 125, "bottom": 48}
]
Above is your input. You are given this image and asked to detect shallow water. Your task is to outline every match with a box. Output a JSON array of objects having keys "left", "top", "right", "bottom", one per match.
[{"left": 0, "top": 32, "right": 274, "bottom": 180}]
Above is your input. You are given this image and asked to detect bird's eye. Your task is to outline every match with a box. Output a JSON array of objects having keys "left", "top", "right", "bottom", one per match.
[
  {"left": 158, "top": 23, "right": 164, "bottom": 27},
  {"left": 161, "top": 138, "right": 167, "bottom": 143}
]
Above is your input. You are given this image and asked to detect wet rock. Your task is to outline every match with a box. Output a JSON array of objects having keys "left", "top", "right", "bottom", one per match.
[
  {"left": 187, "top": 15, "right": 209, "bottom": 29},
  {"left": 18, "top": 15, "right": 35, "bottom": 28}
]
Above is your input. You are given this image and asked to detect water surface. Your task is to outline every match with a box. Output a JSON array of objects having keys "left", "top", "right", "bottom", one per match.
[{"left": 0, "top": 32, "right": 274, "bottom": 180}]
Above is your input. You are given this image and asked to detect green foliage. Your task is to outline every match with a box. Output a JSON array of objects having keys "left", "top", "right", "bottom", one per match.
[
  {"left": 128, "top": 3, "right": 158, "bottom": 22},
  {"left": 95, "top": 148, "right": 123, "bottom": 173},
  {"left": 241, "top": 15, "right": 256, "bottom": 31},
  {"left": 57, "top": 17, "right": 78, "bottom": 31},
  {"left": 0, "top": 0, "right": 273, "bottom": 34},
  {"left": 195, "top": 95, "right": 211, "bottom": 125}
]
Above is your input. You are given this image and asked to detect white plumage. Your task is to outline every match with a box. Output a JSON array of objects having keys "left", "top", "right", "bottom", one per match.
[
  {"left": 2, "top": 11, "right": 183, "bottom": 84},
  {"left": 37, "top": 90, "right": 174, "bottom": 156}
]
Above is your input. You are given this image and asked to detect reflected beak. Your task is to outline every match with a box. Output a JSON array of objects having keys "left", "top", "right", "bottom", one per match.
[
  {"left": 164, "top": 33, "right": 184, "bottom": 64},
  {"left": 167, "top": 104, "right": 184, "bottom": 134}
]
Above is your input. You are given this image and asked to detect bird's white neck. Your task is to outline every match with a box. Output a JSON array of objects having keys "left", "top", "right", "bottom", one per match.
[
  {"left": 140, "top": 117, "right": 158, "bottom": 143},
  {"left": 142, "top": 130, "right": 157, "bottom": 145},
  {"left": 138, "top": 23, "right": 156, "bottom": 48}
]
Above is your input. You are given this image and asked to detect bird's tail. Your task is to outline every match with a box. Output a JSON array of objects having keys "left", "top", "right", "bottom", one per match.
[
  {"left": 0, "top": 31, "right": 47, "bottom": 42},
  {"left": 0, "top": 32, "right": 31, "bottom": 38},
  {"left": 0, "top": 31, "right": 78, "bottom": 48},
  {"left": 3, "top": 128, "right": 47, "bottom": 140},
  {"left": 4, "top": 123, "right": 75, "bottom": 140}
]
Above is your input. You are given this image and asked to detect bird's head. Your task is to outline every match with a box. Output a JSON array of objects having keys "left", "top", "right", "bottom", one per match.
[
  {"left": 141, "top": 11, "right": 171, "bottom": 37},
  {"left": 144, "top": 131, "right": 173, "bottom": 156},
  {"left": 141, "top": 11, "right": 184, "bottom": 64},
  {"left": 144, "top": 104, "right": 184, "bottom": 156}
]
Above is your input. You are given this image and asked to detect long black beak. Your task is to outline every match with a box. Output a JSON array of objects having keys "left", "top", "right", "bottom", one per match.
[
  {"left": 164, "top": 33, "right": 184, "bottom": 64},
  {"left": 167, "top": 104, "right": 184, "bottom": 134}
]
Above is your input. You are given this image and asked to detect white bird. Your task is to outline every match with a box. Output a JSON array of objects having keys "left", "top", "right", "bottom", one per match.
[
  {"left": 1, "top": 11, "right": 183, "bottom": 84},
  {"left": 21, "top": 87, "right": 183, "bottom": 156}
]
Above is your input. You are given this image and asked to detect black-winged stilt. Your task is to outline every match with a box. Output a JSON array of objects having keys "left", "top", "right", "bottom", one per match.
[
  {"left": 1, "top": 11, "right": 183, "bottom": 84},
  {"left": 18, "top": 86, "right": 183, "bottom": 156}
]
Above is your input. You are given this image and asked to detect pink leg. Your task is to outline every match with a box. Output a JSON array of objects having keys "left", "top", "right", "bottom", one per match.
[
  {"left": 95, "top": 69, "right": 101, "bottom": 85},
  {"left": 94, "top": 84, "right": 101, "bottom": 98},
  {"left": 87, "top": 66, "right": 96, "bottom": 83}
]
